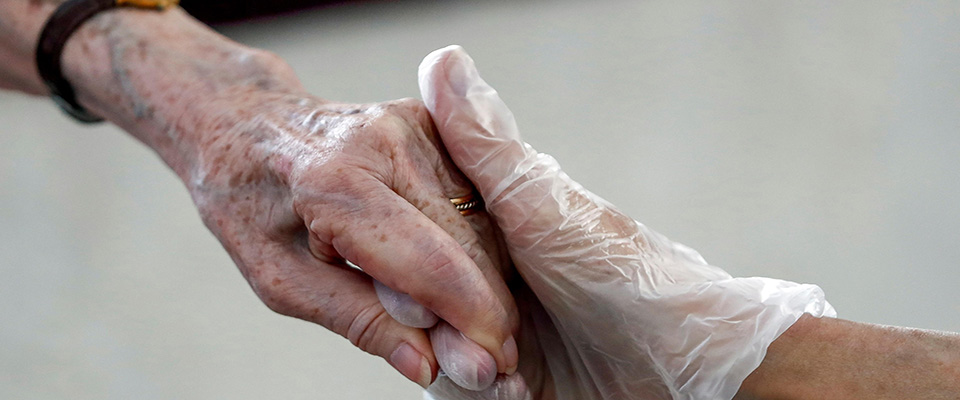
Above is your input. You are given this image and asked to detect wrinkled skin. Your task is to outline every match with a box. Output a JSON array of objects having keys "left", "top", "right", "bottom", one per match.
[
  {"left": 0, "top": 2, "right": 826, "bottom": 395},
  {"left": 0, "top": 3, "right": 522, "bottom": 388},
  {"left": 186, "top": 92, "right": 524, "bottom": 386},
  {"left": 394, "top": 197, "right": 556, "bottom": 400}
]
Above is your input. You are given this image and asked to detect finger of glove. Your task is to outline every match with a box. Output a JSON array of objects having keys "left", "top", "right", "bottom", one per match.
[
  {"left": 418, "top": 45, "right": 535, "bottom": 206},
  {"left": 418, "top": 47, "right": 717, "bottom": 285},
  {"left": 300, "top": 179, "right": 513, "bottom": 370},
  {"left": 241, "top": 241, "right": 436, "bottom": 388},
  {"left": 417, "top": 46, "right": 598, "bottom": 252},
  {"left": 430, "top": 320, "right": 498, "bottom": 392},
  {"left": 375, "top": 278, "right": 439, "bottom": 328},
  {"left": 425, "top": 373, "right": 532, "bottom": 400},
  {"left": 418, "top": 46, "right": 669, "bottom": 322}
]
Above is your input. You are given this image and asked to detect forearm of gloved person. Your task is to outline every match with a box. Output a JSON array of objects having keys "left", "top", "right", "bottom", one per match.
[{"left": 736, "top": 314, "right": 960, "bottom": 399}]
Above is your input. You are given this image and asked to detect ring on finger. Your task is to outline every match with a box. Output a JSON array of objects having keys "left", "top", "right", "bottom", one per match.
[{"left": 449, "top": 192, "right": 483, "bottom": 216}]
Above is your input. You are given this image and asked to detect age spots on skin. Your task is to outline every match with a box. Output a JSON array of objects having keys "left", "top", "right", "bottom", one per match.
[
  {"left": 245, "top": 168, "right": 266, "bottom": 185},
  {"left": 228, "top": 173, "right": 242, "bottom": 187},
  {"left": 254, "top": 77, "right": 280, "bottom": 91},
  {"left": 227, "top": 168, "right": 267, "bottom": 187},
  {"left": 133, "top": 39, "right": 148, "bottom": 61}
]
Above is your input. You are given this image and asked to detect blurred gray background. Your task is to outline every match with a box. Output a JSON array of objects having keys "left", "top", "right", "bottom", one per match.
[{"left": 2, "top": 0, "right": 959, "bottom": 398}]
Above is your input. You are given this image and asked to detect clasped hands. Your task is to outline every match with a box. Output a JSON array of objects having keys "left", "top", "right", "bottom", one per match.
[{"left": 191, "top": 45, "right": 832, "bottom": 400}]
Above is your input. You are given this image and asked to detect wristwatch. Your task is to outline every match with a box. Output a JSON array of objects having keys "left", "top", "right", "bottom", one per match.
[{"left": 35, "top": 0, "right": 180, "bottom": 123}]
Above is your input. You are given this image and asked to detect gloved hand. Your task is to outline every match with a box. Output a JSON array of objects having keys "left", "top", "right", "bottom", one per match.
[{"left": 413, "top": 45, "right": 836, "bottom": 400}]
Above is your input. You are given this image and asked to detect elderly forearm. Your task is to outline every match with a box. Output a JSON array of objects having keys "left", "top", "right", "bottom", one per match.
[
  {"left": 736, "top": 315, "right": 960, "bottom": 400},
  {"left": 0, "top": 1, "right": 305, "bottom": 179}
]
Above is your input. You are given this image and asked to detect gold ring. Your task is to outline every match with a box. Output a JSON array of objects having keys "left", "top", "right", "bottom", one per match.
[{"left": 450, "top": 193, "right": 483, "bottom": 216}]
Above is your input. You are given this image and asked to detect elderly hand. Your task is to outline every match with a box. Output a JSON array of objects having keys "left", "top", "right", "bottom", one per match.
[
  {"left": 188, "top": 92, "right": 521, "bottom": 388},
  {"left": 0, "top": 5, "right": 520, "bottom": 389},
  {"left": 415, "top": 46, "right": 835, "bottom": 400}
]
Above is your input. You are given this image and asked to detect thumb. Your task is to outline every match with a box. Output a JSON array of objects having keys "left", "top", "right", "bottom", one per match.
[
  {"left": 418, "top": 45, "right": 587, "bottom": 245},
  {"left": 418, "top": 45, "right": 535, "bottom": 205}
]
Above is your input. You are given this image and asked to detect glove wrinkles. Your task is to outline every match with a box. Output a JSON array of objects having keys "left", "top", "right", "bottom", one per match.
[{"left": 418, "top": 45, "right": 835, "bottom": 400}]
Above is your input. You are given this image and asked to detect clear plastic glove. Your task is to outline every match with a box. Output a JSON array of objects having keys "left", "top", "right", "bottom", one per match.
[{"left": 415, "top": 45, "right": 836, "bottom": 400}]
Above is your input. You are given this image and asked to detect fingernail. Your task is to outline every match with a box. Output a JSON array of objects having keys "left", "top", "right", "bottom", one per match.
[
  {"left": 440, "top": 348, "right": 496, "bottom": 391},
  {"left": 502, "top": 336, "right": 519, "bottom": 375},
  {"left": 390, "top": 343, "right": 432, "bottom": 388},
  {"left": 432, "top": 322, "right": 497, "bottom": 391},
  {"left": 417, "top": 354, "right": 433, "bottom": 388}
]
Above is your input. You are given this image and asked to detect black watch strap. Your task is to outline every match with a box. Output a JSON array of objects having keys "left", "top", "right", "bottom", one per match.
[{"left": 35, "top": 0, "right": 178, "bottom": 124}]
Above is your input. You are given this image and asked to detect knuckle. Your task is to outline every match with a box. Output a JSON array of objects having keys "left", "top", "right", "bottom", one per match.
[
  {"left": 420, "top": 241, "right": 457, "bottom": 274},
  {"left": 457, "top": 235, "right": 489, "bottom": 269},
  {"left": 289, "top": 158, "right": 333, "bottom": 193},
  {"left": 417, "top": 241, "right": 468, "bottom": 291},
  {"left": 384, "top": 98, "right": 434, "bottom": 133},
  {"left": 291, "top": 170, "right": 368, "bottom": 227},
  {"left": 346, "top": 301, "right": 391, "bottom": 354},
  {"left": 366, "top": 99, "right": 428, "bottom": 140},
  {"left": 291, "top": 162, "right": 352, "bottom": 202},
  {"left": 365, "top": 115, "right": 409, "bottom": 147},
  {"left": 289, "top": 177, "right": 321, "bottom": 213},
  {"left": 414, "top": 241, "right": 505, "bottom": 327}
]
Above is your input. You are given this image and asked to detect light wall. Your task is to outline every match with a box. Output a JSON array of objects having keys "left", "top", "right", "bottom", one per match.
[{"left": 2, "top": 0, "right": 959, "bottom": 398}]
